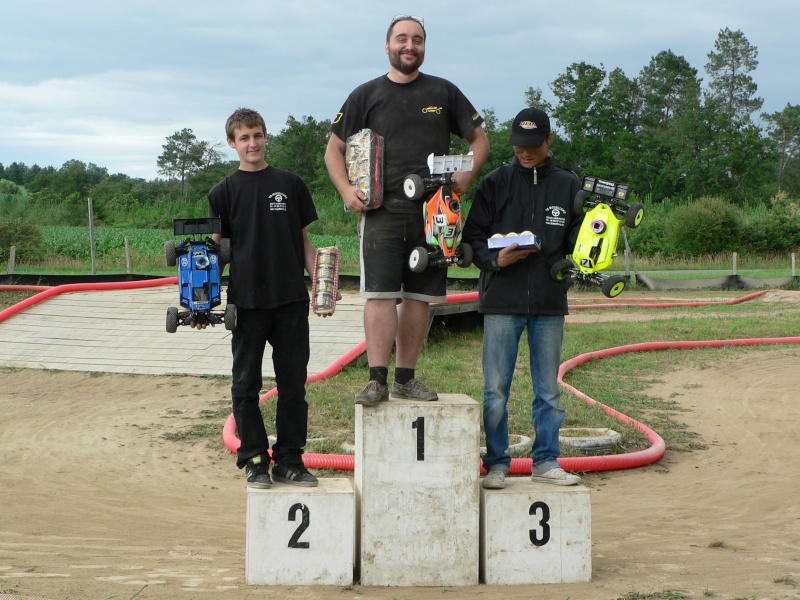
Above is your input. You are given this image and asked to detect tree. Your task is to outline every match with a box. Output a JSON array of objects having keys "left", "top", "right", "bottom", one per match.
[
  {"left": 549, "top": 62, "right": 607, "bottom": 173},
  {"left": 265, "top": 115, "right": 332, "bottom": 194},
  {"left": 157, "top": 128, "right": 206, "bottom": 196},
  {"left": 763, "top": 103, "right": 800, "bottom": 189},
  {"left": 705, "top": 28, "right": 763, "bottom": 123},
  {"left": 523, "top": 86, "right": 554, "bottom": 115}
]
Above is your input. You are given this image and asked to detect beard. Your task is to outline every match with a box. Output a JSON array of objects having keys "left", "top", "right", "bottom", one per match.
[{"left": 388, "top": 48, "right": 424, "bottom": 74}]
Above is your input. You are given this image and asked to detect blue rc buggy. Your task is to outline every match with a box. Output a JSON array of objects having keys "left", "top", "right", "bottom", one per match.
[{"left": 164, "top": 217, "right": 236, "bottom": 333}]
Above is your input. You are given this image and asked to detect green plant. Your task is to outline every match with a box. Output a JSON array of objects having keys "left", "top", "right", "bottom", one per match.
[{"left": 0, "top": 218, "right": 44, "bottom": 263}]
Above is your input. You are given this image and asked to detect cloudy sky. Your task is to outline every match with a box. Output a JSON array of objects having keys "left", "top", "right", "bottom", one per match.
[{"left": 1, "top": 0, "right": 796, "bottom": 181}]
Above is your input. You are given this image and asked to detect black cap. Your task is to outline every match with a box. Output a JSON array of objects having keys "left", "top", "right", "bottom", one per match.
[{"left": 509, "top": 107, "right": 551, "bottom": 148}]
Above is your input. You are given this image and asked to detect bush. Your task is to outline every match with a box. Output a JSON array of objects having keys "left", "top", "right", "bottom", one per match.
[
  {"left": 0, "top": 219, "right": 44, "bottom": 263},
  {"left": 662, "top": 196, "right": 743, "bottom": 256}
]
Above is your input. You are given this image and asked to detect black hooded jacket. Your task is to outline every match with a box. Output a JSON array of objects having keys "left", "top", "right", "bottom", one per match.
[{"left": 462, "top": 153, "right": 583, "bottom": 316}]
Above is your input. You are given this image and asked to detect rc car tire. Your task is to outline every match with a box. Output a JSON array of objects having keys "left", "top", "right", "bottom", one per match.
[
  {"left": 626, "top": 203, "right": 645, "bottom": 228},
  {"left": 218, "top": 238, "right": 231, "bottom": 263},
  {"left": 403, "top": 174, "right": 425, "bottom": 201},
  {"left": 573, "top": 189, "right": 589, "bottom": 214},
  {"left": 224, "top": 304, "right": 237, "bottom": 331},
  {"left": 165, "top": 240, "right": 177, "bottom": 267},
  {"left": 456, "top": 242, "right": 473, "bottom": 268},
  {"left": 550, "top": 258, "right": 575, "bottom": 282},
  {"left": 166, "top": 306, "right": 179, "bottom": 333},
  {"left": 602, "top": 275, "right": 626, "bottom": 298},
  {"left": 408, "top": 246, "right": 429, "bottom": 272}
]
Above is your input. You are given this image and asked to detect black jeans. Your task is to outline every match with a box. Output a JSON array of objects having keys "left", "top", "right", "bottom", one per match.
[{"left": 231, "top": 302, "right": 310, "bottom": 469}]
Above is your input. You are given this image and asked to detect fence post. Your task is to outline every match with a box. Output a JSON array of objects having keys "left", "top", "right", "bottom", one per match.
[
  {"left": 125, "top": 237, "right": 132, "bottom": 274},
  {"left": 7, "top": 246, "right": 15, "bottom": 275},
  {"left": 732, "top": 252, "right": 737, "bottom": 275},
  {"left": 88, "top": 197, "right": 97, "bottom": 276},
  {"left": 792, "top": 253, "right": 796, "bottom": 277}
]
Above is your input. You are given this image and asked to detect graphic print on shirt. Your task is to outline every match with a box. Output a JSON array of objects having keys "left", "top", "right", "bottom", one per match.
[
  {"left": 545, "top": 206, "right": 566, "bottom": 227},
  {"left": 269, "top": 192, "right": 288, "bottom": 212}
]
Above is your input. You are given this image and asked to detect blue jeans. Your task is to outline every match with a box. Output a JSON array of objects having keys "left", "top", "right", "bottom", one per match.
[{"left": 482, "top": 314, "right": 565, "bottom": 473}]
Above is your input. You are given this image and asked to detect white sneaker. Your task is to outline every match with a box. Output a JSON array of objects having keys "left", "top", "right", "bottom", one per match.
[
  {"left": 481, "top": 470, "right": 506, "bottom": 489},
  {"left": 531, "top": 467, "right": 580, "bottom": 486}
]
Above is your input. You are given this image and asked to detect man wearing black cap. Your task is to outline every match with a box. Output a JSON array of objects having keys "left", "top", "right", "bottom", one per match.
[{"left": 463, "top": 107, "right": 584, "bottom": 488}]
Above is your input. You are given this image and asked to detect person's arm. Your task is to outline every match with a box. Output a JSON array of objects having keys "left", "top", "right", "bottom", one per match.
[
  {"left": 452, "top": 125, "right": 489, "bottom": 196},
  {"left": 301, "top": 227, "right": 316, "bottom": 277},
  {"left": 324, "top": 133, "right": 369, "bottom": 213}
]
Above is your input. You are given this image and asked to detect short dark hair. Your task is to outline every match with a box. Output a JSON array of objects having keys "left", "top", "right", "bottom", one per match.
[
  {"left": 385, "top": 15, "right": 426, "bottom": 43},
  {"left": 225, "top": 108, "right": 266, "bottom": 141}
]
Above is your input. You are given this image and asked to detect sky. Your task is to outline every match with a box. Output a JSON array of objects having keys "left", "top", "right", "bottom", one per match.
[{"left": 1, "top": 0, "right": 797, "bottom": 181}]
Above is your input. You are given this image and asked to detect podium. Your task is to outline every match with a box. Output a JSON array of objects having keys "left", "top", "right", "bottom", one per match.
[
  {"left": 355, "top": 394, "right": 480, "bottom": 586},
  {"left": 480, "top": 480, "right": 591, "bottom": 584},
  {"left": 244, "top": 392, "right": 592, "bottom": 587},
  {"left": 246, "top": 478, "right": 354, "bottom": 586}
]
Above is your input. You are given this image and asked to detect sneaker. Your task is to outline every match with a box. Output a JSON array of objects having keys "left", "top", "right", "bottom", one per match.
[
  {"left": 355, "top": 380, "right": 389, "bottom": 406},
  {"left": 390, "top": 378, "right": 438, "bottom": 401},
  {"left": 481, "top": 470, "right": 506, "bottom": 489},
  {"left": 245, "top": 455, "right": 272, "bottom": 489},
  {"left": 531, "top": 467, "right": 581, "bottom": 486},
  {"left": 272, "top": 463, "right": 319, "bottom": 487}
]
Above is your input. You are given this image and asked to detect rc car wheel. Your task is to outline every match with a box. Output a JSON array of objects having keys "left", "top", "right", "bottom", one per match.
[
  {"left": 408, "top": 246, "right": 429, "bottom": 272},
  {"left": 165, "top": 240, "right": 177, "bottom": 267},
  {"left": 573, "top": 190, "right": 589, "bottom": 214},
  {"left": 456, "top": 242, "right": 473, "bottom": 268},
  {"left": 218, "top": 238, "right": 231, "bottom": 263},
  {"left": 626, "top": 203, "right": 645, "bottom": 228},
  {"left": 166, "top": 307, "right": 179, "bottom": 333},
  {"left": 224, "top": 304, "right": 237, "bottom": 331},
  {"left": 550, "top": 258, "right": 575, "bottom": 282},
  {"left": 403, "top": 174, "right": 425, "bottom": 201},
  {"left": 602, "top": 275, "right": 626, "bottom": 298}
]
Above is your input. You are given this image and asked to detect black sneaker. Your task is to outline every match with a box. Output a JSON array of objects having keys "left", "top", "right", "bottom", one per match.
[
  {"left": 272, "top": 463, "right": 319, "bottom": 487},
  {"left": 245, "top": 455, "right": 272, "bottom": 489}
]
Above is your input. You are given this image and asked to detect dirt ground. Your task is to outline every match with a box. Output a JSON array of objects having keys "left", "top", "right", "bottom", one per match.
[{"left": 2, "top": 291, "right": 800, "bottom": 600}]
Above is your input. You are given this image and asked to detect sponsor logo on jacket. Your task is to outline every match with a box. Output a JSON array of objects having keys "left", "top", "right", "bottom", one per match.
[{"left": 546, "top": 206, "right": 566, "bottom": 227}]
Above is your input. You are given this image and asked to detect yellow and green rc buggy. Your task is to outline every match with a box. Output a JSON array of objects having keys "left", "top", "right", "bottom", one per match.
[{"left": 550, "top": 176, "right": 644, "bottom": 298}]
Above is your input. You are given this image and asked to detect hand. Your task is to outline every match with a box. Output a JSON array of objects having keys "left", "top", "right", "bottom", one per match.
[
  {"left": 343, "top": 186, "right": 370, "bottom": 213},
  {"left": 451, "top": 171, "right": 474, "bottom": 196},
  {"left": 497, "top": 243, "right": 537, "bottom": 268}
]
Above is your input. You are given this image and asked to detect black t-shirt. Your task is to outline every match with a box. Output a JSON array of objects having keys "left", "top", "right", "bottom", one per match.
[
  {"left": 208, "top": 166, "right": 318, "bottom": 309},
  {"left": 331, "top": 72, "right": 484, "bottom": 213}
]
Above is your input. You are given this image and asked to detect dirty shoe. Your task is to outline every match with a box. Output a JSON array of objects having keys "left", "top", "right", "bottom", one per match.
[
  {"left": 245, "top": 455, "right": 272, "bottom": 489},
  {"left": 355, "top": 380, "right": 389, "bottom": 406},
  {"left": 481, "top": 470, "right": 506, "bottom": 489},
  {"left": 531, "top": 467, "right": 580, "bottom": 486},
  {"left": 390, "top": 378, "right": 438, "bottom": 401}
]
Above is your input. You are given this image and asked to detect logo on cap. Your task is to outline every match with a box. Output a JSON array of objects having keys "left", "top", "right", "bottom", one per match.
[{"left": 519, "top": 120, "right": 537, "bottom": 130}]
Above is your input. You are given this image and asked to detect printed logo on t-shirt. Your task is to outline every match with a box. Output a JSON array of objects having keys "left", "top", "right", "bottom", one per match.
[
  {"left": 269, "top": 192, "right": 288, "bottom": 211},
  {"left": 545, "top": 206, "right": 566, "bottom": 227},
  {"left": 422, "top": 105, "right": 442, "bottom": 114}
]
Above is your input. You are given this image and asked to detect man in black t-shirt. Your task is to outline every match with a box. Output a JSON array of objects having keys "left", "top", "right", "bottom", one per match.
[
  {"left": 208, "top": 108, "right": 320, "bottom": 489},
  {"left": 325, "top": 15, "right": 489, "bottom": 406}
]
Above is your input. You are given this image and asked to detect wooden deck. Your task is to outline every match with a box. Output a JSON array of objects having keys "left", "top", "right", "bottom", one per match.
[
  {"left": 0, "top": 283, "right": 477, "bottom": 378},
  {"left": 0, "top": 285, "right": 367, "bottom": 377}
]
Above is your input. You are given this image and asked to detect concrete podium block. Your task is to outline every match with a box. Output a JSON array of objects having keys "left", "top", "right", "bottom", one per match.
[
  {"left": 356, "top": 394, "right": 481, "bottom": 586},
  {"left": 246, "top": 478, "right": 354, "bottom": 586},
  {"left": 480, "top": 479, "right": 591, "bottom": 584}
]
